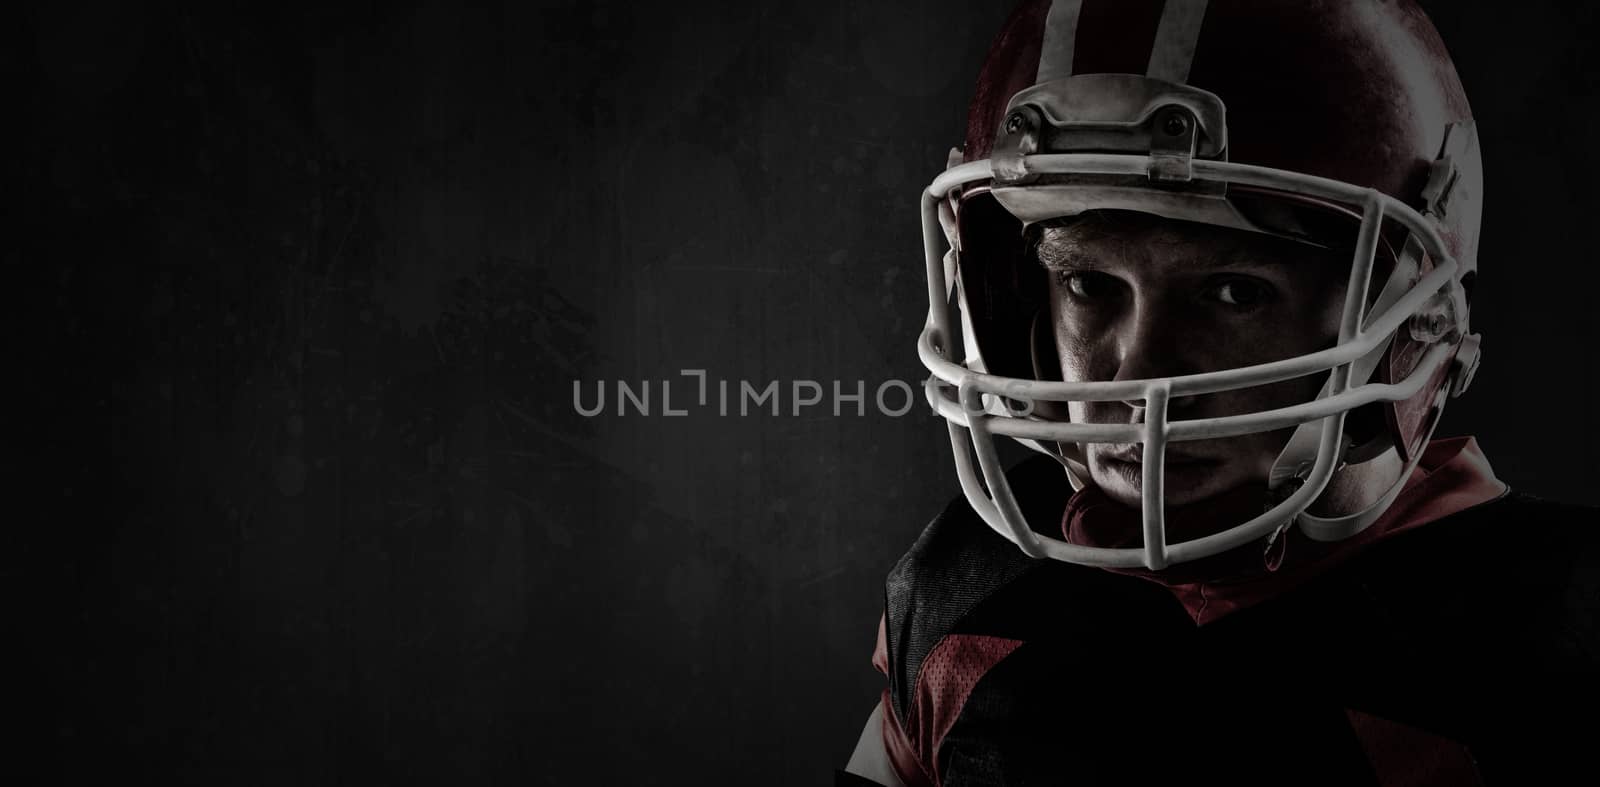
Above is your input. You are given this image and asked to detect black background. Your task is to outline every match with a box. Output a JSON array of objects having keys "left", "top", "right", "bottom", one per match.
[{"left": 17, "top": 1, "right": 1600, "bottom": 784}]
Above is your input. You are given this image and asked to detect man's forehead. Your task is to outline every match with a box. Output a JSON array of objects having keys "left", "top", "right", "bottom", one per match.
[{"left": 1031, "top": 211, "right": 1336, "bottom": 270}]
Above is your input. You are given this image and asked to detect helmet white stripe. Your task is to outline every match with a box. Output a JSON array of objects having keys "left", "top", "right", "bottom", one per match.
[
  {"left": 1146, "top": 0, "right": 1209, "bottom": 84},
  {"left": 1036, "top": 0, "right": 1085, "bottom": 83}
]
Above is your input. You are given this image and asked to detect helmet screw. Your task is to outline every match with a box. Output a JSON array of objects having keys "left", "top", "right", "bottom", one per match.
[
  {"left": 1005, "top": 112, "right": 1025, "bottom": 134},
  {"left": 1162, "top": 113, "right": 1190, "bottom": 137}
]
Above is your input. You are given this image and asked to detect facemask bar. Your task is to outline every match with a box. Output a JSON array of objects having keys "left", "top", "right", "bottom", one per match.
[{"left": 918, "top": 154, "right": 1466, "bottom": 569}]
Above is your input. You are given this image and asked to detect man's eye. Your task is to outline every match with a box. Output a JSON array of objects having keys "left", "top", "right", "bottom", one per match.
[
  {"left": 1207, "top": 277, "right": 1273, "bottom": 309},
  {"left": 1058, "top": 270, "right": 1118, "bottom": 300}
]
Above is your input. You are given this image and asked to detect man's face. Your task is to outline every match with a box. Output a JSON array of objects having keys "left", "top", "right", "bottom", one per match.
[{"left": 1035, "top": 212, "right": 1350, "bottom": 508}]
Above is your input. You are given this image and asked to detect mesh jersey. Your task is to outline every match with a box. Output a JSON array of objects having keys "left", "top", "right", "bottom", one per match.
[{"left": 871, "top": 446, "right": 1598, "bottom": 786}]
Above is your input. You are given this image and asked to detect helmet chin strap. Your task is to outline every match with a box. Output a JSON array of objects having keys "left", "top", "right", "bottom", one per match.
[
  {"left": 1019, "top": 438, "right": 1090, "bottom": 491},
  {"left": 1294, "top": 384, "right": 1448, "bottom": 542},
  {"left": 1265, "top": 243, "right": 1420, "bottom": 540}
]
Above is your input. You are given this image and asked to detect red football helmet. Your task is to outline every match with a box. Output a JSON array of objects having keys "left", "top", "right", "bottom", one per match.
[{"left": 918, "top": 0, "right": 1484, "bottom": 568}]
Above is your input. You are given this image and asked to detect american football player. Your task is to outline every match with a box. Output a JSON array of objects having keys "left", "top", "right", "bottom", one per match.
[{"left": 842, "top": 1, "right": 1599, "bottom": 785}]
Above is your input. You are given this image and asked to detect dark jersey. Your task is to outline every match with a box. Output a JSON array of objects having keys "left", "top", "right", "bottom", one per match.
[{"left": 874, "top": 454, "right": 1599, "bottom": 786}]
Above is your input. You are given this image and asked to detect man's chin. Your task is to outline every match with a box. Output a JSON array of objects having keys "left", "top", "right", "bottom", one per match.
[{"left": 1067, "top": 463, "right": 1273, "bottom": 555}]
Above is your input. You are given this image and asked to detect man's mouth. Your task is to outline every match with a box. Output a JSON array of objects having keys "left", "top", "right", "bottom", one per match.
[
  {"left": 1098, "top": 450, "right": 1222, "bottom": 493},
  {"left": 1101, "top": 446, "right": 1218, "bottom": 467}
]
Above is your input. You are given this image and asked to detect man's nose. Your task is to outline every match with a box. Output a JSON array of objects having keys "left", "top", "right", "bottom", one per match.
[
  {"left": 1110, "top": 297, "right": 1193, "bottom": 379},
  {"left": 1108, "top": 297, "right": 1198, "bottom": 413}
]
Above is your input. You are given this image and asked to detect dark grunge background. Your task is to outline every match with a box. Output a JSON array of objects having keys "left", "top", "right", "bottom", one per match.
[{"left": 16, "top": 1, "right": 1600, "bottom": 784}]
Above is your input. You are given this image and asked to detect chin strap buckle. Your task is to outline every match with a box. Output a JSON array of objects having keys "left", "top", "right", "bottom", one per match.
[
  {"left": 1264, "top": 465, "right": 1309, "bottom": 510},
  {"left": 1260, "top": 469, "right": 1306, "bottom": 569}
]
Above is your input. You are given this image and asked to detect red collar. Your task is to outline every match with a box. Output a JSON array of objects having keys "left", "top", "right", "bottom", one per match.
[{"left": 1060, "top": 437, "right": 1507, "bottom": 625}]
